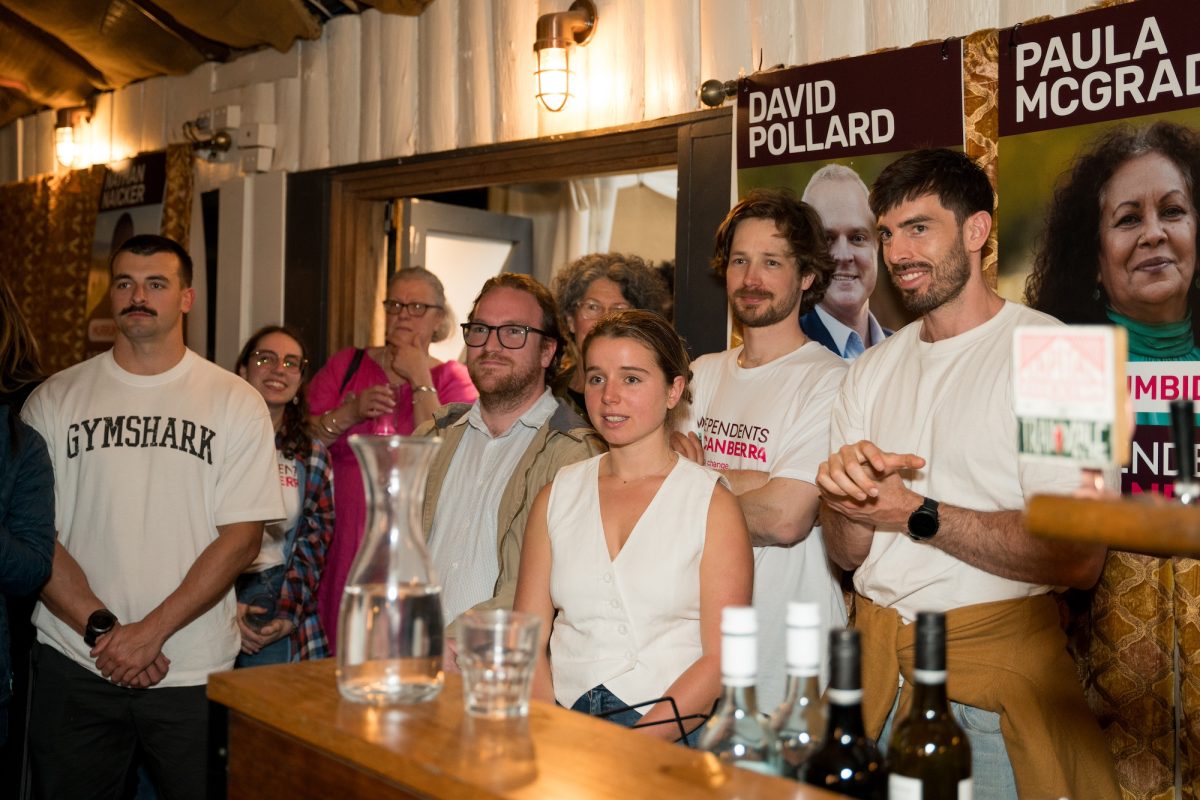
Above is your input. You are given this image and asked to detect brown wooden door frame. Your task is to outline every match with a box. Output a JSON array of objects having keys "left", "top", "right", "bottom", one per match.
[{"left": 285, "top": 108, "right": 732, "bottom": 363}]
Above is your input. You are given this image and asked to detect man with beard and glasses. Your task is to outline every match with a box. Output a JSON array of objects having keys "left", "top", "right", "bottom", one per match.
[
  {"left": 20, "top": 235, "right": 283, "bottom": 799},
  {"left": 671, "top": 189, "right": 848, "bottom": 709},
  {"left": 816, "top": 149, "right": 1118, "bottom": 799},
  {"left": 418, "top": 272, "right": 602, "bottom": 664},
  {"left": 800, "top": 164, "right": 891, "bottom": 359}
]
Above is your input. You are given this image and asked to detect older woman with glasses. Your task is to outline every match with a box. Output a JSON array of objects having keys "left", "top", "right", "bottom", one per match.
[
  {"left": 233, "top": 325, "right": 334, "bottom": 665},
  {"left": 307, "top": 267, "right": 477, "bottom": 650},
  {"left": 551, "top": 253, "right": 670, "bottom": 424}
]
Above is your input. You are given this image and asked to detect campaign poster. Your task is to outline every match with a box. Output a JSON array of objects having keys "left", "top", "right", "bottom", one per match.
[
  {"left": 997, "top": 0, "right": 1200, "bottom": 495},
  {"left": 735, "top": 40, "right": 966, "bottom": 335},
  {"left": 85, "top": 152, "right": 168, "bottom": 358}
]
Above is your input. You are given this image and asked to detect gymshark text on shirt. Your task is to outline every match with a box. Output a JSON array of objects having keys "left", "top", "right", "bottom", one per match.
[{"left": 67, "top": 416, "right": 215, "bottom": 464}]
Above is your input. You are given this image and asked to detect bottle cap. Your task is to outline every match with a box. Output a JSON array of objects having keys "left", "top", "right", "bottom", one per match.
[
  {"left": 786, "top": 601, "right": 819, "bottom": 627},
  {"left": 828, "top": 628, "right": 861, "bottom": 691},
  {"left": 914, "top": 611, "right": 947, "bottom": 672},
  {"left": 721, "top": 605, "right": 757, "bottom": 635},
  {"left": 786, "top": 602, "right": 821, "bottom": 675},
  {"left": 720, "top": 606, "right": 758, "bottom": 685}
]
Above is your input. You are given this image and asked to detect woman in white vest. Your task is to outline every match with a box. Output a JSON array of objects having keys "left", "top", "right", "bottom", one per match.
[{"left": 514, "top": 310, "right": 752, "bottom": 743}]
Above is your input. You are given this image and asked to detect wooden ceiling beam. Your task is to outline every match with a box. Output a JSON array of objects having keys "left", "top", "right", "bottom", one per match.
[
  {"left": 124, "top": 0, "right": 231, "bottom": 62},
  {"left": 0, "top": 4, "right": 108, "bottom": 88}
]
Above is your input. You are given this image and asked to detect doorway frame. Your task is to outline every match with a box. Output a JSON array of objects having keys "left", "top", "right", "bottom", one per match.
[{"left": 286, "top": 108, "right": 732, "bottom": 364}]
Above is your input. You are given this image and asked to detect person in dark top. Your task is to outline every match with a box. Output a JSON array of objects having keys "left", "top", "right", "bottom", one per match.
[{"left": 0, "top": 274, "right": 54, "bottom": 792}]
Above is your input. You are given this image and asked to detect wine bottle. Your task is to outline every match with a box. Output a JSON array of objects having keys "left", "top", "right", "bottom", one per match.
[
  {"left": 888, "top": 612, "right": 972, "bottom": 799},
  {"left": 698, "top": 606, "right": 777, "bottom": 775},
  {"left": 801, "top": 628, "right": 887, "bottom": 799},
  {"left": 771, "top": 601, "right": 825, "bottom": 779}
]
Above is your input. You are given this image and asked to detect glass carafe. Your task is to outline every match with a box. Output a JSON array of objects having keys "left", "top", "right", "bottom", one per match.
[{"left": 337, "top": 434, "right": 444, "bottom": 705}]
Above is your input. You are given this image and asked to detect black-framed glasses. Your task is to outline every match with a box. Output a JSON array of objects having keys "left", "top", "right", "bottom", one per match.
[
  {"left": 461, "top": 322, "right": 551, "bottom": 349},
  {"left": 251, "top": 350, "right": 307, "bottom": 373},
  {"left": 382, "top": 300, "right": 443, "bottom": 317}
]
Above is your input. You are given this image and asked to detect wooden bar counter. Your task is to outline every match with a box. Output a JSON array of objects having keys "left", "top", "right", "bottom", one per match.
[
  {"left": 1027, "top": 493, "right": 1200, "bottom": 556},
  {"left": 208, "top": 660, "right": 840, "bottom": 799}
]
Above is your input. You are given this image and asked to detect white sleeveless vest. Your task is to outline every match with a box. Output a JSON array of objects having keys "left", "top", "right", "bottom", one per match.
[{"left": 546, "top": 454, "right": 721, "bottom": 709}]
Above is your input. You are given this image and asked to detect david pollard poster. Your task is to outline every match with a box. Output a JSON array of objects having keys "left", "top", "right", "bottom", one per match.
[{"left": 735, "top": 40, "right": 966, "bottom": 340}]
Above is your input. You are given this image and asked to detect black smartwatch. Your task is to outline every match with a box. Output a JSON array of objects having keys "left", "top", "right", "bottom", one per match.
[
  {"left": 84, "top": 609, "right": 117, "bottom": 647},
  {"left": 906, "top": 497, "right": 940, "bottom": 541}
]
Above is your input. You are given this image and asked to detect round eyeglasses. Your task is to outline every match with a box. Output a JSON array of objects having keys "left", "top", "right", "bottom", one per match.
[
  {"left": 461, "top": 322, "right": 551, "bottom": 349},
  {"left": 251, "top": 350, "right": 307, "bottom": 373},
  {"left": 575, "top": 298, "right": 631, "bottom": 320},
  {"left": 382, "top": 300, "right": 443, "bottom": 317}
]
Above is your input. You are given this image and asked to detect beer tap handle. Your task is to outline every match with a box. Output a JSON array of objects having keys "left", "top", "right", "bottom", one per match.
[{"left": 1170, "top": 399, "right": 1199, "bottom": 504}]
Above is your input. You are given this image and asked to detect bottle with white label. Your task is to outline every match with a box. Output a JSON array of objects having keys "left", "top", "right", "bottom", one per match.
[
  {"left": 887, "top": 611, "right": 972, "bottom": 799},
  {"left": 697, "top": 606, "right": 777, "bottom": 775},
  {"left": 771, "top": 601, "right": 825, "bottom": 779}
]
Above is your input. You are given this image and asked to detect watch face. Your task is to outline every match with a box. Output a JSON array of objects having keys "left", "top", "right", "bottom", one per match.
[
  {"left": 88, "top": 610, "right": 116, "bottom": 630},
  {"left": 84, "top": 610, "right": 117, "bottom": 647},
  {"left": 908, "top": 509, "right": 938, "bottom": 539},
  {"left": 908, "top": 498, "right": 939, "bottom": 540}
]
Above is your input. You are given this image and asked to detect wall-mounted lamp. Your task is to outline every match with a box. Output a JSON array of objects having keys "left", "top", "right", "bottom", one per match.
[
  {"left": 534, "top": 0, "right": 597, "bottom": 112},
  {"left": 54, "top": 106, "right": 91, "bottom": 168},
  {"left": 699, "top": 79, "right": 739, "bottom": 109},
  {"left": 183, "top": 114, "right": 234, "bottom": 161}
]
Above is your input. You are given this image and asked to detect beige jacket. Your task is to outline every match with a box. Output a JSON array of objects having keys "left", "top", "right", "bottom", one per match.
[{"left": 417, "top": 398, "right": 603, "bottom": 635}]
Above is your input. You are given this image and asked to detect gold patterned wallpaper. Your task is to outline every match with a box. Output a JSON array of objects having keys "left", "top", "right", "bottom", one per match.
[{"left": 0, "top": 144, "right": 193, "bottom": 374}]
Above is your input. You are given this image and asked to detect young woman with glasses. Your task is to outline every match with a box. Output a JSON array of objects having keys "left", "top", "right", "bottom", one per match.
[
  {"left": 306, "top": 267, "right": 477, "bottom": 650},
  {"left": 233, "top": 325, "right": 335, "bottom": 665}
]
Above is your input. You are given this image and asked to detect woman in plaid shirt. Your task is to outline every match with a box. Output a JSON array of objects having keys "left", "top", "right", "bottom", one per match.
[{"left": 233, "top": 326, "right": 335, "bottom": 663}]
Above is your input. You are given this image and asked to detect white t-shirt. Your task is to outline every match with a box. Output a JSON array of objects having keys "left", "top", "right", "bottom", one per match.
[
  {"left": 684, "top": 342, "right": 849, "bottom": 711},
  {"left": 831, "top": 302, "right": 1081, "bottom": 623},
  {"left": 247, "top": 450, "right": 301, "bottom": 572},
  {"left": 22, "top": 349, "right": 285, "bottom": 686}
]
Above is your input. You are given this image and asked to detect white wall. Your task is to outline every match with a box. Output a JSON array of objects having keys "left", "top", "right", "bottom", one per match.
[
  {"left": 0, "top": 0, "right": 1099, "bottom": 347},
  {"left": 0, "top": 0, "right": 1099, "bottom": 186}
]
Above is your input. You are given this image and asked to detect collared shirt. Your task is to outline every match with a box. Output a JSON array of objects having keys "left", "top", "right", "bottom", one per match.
[
  {"left": 429, "top": 388, "right": 559, "bottom": 625},
  {"left": 814, "top": 304, "right": 886, "bottom": 360}
]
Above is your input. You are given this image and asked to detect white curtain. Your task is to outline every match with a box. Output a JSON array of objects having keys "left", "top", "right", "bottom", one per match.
[
  {"left": 487, "top": 177, "right": 616, "bottom": 285},
  {"left": 489, "top": 171, "right": 677, "bottom": 285}
]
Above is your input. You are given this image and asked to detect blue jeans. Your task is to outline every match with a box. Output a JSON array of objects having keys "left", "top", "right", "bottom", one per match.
[
  {"left": 234, "top": 565, "right": 290, "bottom": 667},
  {"left": 879, "top": 686, "right": 1017, "bottom": 799},
  {"left": 569, "top": 684, "right": 700, "bottom": 746}
]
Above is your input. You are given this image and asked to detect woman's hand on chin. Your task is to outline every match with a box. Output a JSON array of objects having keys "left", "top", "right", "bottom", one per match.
[{"left": 387, "top": 331, "right": 435, "bottom": 385}]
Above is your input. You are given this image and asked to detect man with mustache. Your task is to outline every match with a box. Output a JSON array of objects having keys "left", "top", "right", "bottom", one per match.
[
  {"left": 800, "top": 164, "right": 891, "bottom": 359},
  {"left": 817, "top": 149, "right": 1118, "bottom": 798},
  {"left": 419, "top": 273, "right": 601, "bottom": 662},
  {"left": 21, "top": 234, "right": 283, "bottom": 799},
  {"left": 672, "top": 189, "right": 848, "bottom": 710}
]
